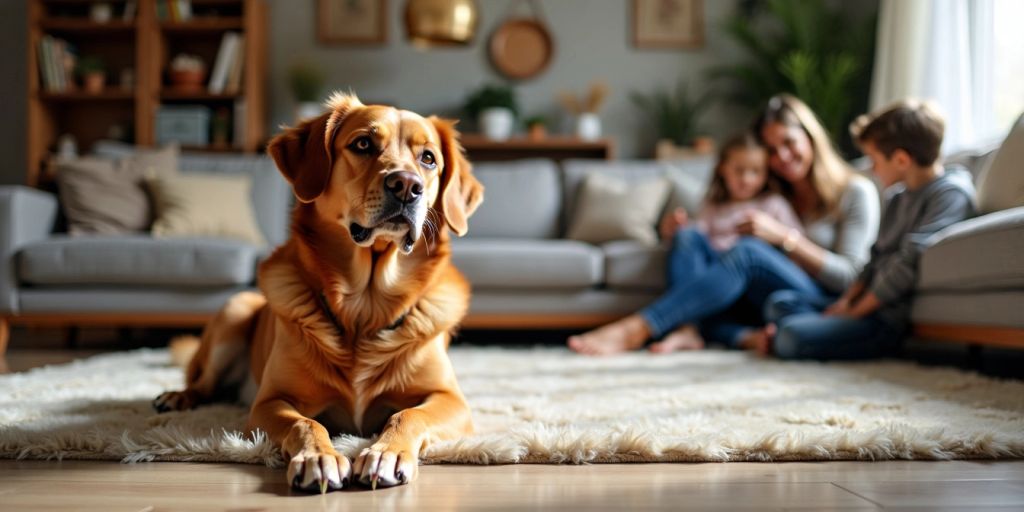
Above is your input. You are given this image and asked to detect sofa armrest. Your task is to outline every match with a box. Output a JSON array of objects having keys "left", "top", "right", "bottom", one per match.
[
  {"left": 918, "top": 206, "right": 1024, "bottom": 292},
  {"left": 0, "top": 186, "right": 58, "bottom": 314}
]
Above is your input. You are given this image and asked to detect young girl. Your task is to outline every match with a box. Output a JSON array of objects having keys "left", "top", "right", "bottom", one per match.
[
  {"left": 569, "top": 132, "right": 803, "bottom": 355},
  {"left": 649, "top": 132, "right": 804, "bottom": 353}
]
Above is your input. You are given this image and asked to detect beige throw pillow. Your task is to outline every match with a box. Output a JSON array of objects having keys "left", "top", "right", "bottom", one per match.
[
  {"left": 567, "top": 173, "right": 669, "bottom": 246},
  {"left": 54, "top": 146, "right": 179, "bottom": 235},
  {"left": 147, "top": 172, "right": 266, "bottom": 246}
]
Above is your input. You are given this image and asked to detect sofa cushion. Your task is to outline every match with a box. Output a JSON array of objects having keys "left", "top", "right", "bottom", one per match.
[
  {"left": 602, "top": 241, "right": 667, "bottom": 291},
  {"left": 567, "top": 174, "right": 669, "bottom": 246},
  {"left": 18, "top": 235, "right": 260, "bottom": 287},
  {"left": 912, "top": 290, "right": 1024, "bottom": 329},
  {"left": 451, "top": 238, "right": 603, "bottom": 289},
  {"left": 976, "top": 113, "right": 1024, "bottom": 214},
  {"left": 464, "top": 159, "right": 561, "bottom": 239},
  {"left": 562, "top": 158, "right": 713, "bottom": 234},
  {"left": 917, "top": 206, "right": 1024, "bottom": 292}
]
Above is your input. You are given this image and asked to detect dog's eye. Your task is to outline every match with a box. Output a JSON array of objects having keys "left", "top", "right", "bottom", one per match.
[
  {"left": 420, "top": 150, "right": 436, "bottom": 169},
  {"left": 349, "top": 136, "right": 374, "bottom": 154}
]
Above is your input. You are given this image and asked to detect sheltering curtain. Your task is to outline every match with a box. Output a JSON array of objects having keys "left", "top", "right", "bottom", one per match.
[{"left": 870, "top": 0, "right": 995, "bottom": 152}]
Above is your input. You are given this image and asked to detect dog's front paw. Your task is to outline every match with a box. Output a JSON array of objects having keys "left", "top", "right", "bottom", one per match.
[
  {"left": 152, "top": 390, "right": 195, "bottom": 413},
  {"left": 353, "top": 444, "right": 417, "bottom": 489},
  {"left": 287, "top": 450, "right": 352, "bottom": 494}
]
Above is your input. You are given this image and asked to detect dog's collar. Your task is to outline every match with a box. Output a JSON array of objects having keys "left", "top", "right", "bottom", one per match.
[{"left": 317, "top": 292, "right": 407, "bottom": 336}]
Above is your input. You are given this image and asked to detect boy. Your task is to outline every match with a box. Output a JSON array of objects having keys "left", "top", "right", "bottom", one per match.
[{"left": 763, "top": 100, "right": 976, "bottom": 360}]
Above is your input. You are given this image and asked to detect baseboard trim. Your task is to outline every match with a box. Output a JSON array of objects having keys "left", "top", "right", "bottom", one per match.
[{"left": 914, "top": 323, "right": 1024, "bottom": 349}]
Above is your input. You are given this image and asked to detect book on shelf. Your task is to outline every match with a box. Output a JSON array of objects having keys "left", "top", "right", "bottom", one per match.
[
  {"left": 157, "top": 0, "right": 192, "bottom": 22},
  {"left": 224, "top": 35, "right": 245, "bottom": 94},
  {"left": 37, "top": 35, "right": 77, "bottom": 93},
  {"left": 208, "top": 32, "right": 242, "bottom": 94},
  {"left": 233, "top": 98, "right": 246, "bottom": 149}
]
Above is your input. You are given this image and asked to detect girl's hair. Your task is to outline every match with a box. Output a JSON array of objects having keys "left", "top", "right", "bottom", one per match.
[
  {"left": 752, "top": 94, "right": 853, "bottom": 217},
  {"left": 704, "top": 131, "right": 777, "bottom": 204}
]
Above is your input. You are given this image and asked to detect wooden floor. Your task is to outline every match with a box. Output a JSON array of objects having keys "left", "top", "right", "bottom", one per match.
[
  {"left": 4, "top": 341, "right": 1024, "bottom": 510},
  {"left": 2, "top": 459, "right": 1024, "bottom": 511}
]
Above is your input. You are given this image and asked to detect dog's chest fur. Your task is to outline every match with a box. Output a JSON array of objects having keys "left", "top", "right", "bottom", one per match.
[{"left": 257, "top": 239, "right": 464, "bottom": 437}]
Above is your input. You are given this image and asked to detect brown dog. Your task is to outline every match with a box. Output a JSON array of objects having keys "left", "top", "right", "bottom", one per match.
[{"left": 153, "top": 92, "right": 483, "bottom": 492}]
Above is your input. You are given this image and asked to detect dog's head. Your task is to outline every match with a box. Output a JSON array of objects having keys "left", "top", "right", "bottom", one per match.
[{"left": 268, "top": 92, "right": 483, "bottom": 254}]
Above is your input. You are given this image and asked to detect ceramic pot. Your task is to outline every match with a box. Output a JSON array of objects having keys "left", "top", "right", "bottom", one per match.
[
  {"left": 480, "top": 107, "right": 514, "bottom": 141},
  {"left": 83, "top": 72, "right": 105, "bottom": 94},
  {"left": 576, "top": 112, "right": 601, "bottom": 141},
  {"left": 295, "top": 102, "right": 324, "bottom": 122}
]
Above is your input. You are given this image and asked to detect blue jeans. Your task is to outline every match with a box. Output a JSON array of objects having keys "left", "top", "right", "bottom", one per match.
[
  {"left": 764, "top": 289, "right": 905, "bottom": 360},
  {"left": 639, "top": 229, "right": 828, "bottom": 342}
]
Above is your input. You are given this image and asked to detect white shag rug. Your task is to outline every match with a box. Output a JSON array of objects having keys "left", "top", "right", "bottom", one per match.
[{"left": 2, "top": 347, "right": 1023, "bottom": 467}]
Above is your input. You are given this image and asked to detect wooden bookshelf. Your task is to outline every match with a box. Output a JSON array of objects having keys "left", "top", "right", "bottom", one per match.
[{"left": 26, "top": 0, "right": 267, "bottom": 186}]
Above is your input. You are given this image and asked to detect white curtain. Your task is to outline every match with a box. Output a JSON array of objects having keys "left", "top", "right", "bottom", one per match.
[{"left": 870, "top": 0, "right": 995, "bottom": 152}]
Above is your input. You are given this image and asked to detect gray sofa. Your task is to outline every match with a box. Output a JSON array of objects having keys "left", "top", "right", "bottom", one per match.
[{"left": 2, "top": 126, "right": 1023, "bottom": 350}]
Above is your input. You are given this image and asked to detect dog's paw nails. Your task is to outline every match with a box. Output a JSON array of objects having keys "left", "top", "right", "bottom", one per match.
[
  {"left": 356, "top": 446, "right": 416, "bottom": 489},
  {"left": 287, "top": 452, "right": 351, "bottom": 494},
  {"left": 152, "top": 391, "right": 190, "bottom": 413}
]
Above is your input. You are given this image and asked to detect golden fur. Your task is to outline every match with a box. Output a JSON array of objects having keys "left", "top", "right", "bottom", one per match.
[{"left": 153, "top": 93, "right": 484, "bottom": 493}]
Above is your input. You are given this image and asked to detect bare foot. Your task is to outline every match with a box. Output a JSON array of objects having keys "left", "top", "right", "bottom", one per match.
[
  {"left": 648, "top": 324, "right": 705, "bottom": 354},
  {"left": 738, "top": 324, "right": 776, "bottom": 357},
  {"left": 567, "top": 314, "right": 651, "bottom": 355}
]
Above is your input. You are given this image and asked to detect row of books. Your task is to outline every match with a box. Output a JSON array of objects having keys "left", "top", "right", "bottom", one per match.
[
  {"left": 209, "top": 32, "right": 245, "bottom": 94},
  {"left": 37, "top": 35, "right": 77, "bottom": 92},
  {"left": 156, "top": 0, "right": 194, "bottom": 22}
]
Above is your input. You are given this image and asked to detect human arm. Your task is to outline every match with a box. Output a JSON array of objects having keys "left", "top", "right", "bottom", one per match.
[
  {"left": 867, "top": 187, "right": 974, "bottom": 305},
  {"left": 658, "top": 207, "right": 689, "bottom": 242}
]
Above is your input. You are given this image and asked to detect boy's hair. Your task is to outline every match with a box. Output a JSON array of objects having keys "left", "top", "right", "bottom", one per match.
[
  {"left": 850, "top": 99, "right": 945, "bottom": 167},
  {"left": 705, "top": 132, "right": 779, "bottom": 204}
]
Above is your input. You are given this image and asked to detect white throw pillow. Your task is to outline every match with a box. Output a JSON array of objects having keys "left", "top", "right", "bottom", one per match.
[
  {"left": 567, "top": 173, "right": 669, "bottom": 246},
  {"left": 977, "top": 113, "right": 1024, "bottom": 214}
]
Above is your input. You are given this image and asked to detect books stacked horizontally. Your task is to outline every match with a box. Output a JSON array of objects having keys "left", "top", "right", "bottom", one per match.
[
  {"left": 156, "top": 0, "right": 193, "bottom": 21},
  {"left": 209, "top": 31, "right": 245, "bottom": 94},
  {"left": 37, "top": 35, "right": 76, "bottom": 92}
]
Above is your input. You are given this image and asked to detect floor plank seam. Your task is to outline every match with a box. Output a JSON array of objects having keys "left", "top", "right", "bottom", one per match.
[{"left": 831, "top": 481, "right": 885, "bottom": 509}]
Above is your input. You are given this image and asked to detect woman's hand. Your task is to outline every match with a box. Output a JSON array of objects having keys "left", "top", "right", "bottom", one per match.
[
  {"left": 658, "top": 207, "right": 688, "bottom": 241},
  {"left": 735, "top": 210, "right": 789, "bottom": 246}
]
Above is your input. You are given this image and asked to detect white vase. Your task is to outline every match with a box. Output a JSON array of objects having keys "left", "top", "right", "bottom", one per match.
[
  {"left": 576, "top": 112, "right": 601, "bottom": 141},
  {"left": 479, "top": 107, "right": 515, "bottom": 141},
  {"left": 295, "top": 102, "right": 323, "bottom": 123}
]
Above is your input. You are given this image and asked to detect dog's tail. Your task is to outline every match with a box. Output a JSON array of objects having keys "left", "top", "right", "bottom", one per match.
[{"left": 168, "top": 335, "right": 201, "bottom": 368}]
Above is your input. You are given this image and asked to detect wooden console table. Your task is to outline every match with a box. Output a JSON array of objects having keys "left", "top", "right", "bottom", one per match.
[{"left": 460, "top": 135, "right": 614, "bottom": 162}]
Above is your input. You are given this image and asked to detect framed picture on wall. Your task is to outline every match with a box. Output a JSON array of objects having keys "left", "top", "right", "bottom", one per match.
[
  {"left": 317, "top": 0, "right": 388, "bottom": 44},
  {"left": 632, "top": 0, "right": 704, "bottom": 49}
]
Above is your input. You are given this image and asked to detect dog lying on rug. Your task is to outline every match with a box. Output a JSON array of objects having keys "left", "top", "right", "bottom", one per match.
[{"left": 153, "top": 92, "right": 484, "bottom": 493}]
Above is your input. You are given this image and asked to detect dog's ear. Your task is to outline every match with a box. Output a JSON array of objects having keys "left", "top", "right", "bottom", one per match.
[
  {"left": 431, "top": 117, "right": 484, "bottom": 237},
  {"left": 267, "top": 93, "right": 361, "bottom": 203}
]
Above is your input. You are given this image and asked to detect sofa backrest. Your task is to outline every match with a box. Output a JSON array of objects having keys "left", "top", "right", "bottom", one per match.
[{"left": 464, "top": 159, "right": 561, "bottom": 239}]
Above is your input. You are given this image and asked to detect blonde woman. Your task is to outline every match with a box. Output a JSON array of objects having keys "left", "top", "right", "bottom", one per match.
[{"left": 569, "top": 94, "right": 880, "bottom": 355}]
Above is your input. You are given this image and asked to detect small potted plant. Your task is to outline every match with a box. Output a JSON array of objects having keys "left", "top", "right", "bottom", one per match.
[
  {"left": 524, "top": 115, "right": 548, "bottom": 140},
  {"left": 168, "top": 54, "right": 205, "bottom": 92},
  {"left": 558, "top": 82, "right": 609, "bottom": 141},
  {"left": 288, "top": 61, "right": 326, "bottom": 122},
  {"left": 77, "top": 56, "right": 106, "bottom": 94},
  {"left": 630, "top": 79, "right": 714, "bottom": 158},
  {"left": 464, "top": 84, "right": 518, "bottom": 141}
]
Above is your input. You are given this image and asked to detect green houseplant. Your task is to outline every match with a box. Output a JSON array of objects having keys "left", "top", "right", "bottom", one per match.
[
  {"left": 288, "top": 61, "right": 326, "bottom": 121},
  {"left": 630, "top": 79, "right": 713, "bottom": 151},
  {"left": 77, "top": 56, "right": 106, "bottom": 94},
  {"left": 712, "top": 0, "right": 876, "bottom": 151}
]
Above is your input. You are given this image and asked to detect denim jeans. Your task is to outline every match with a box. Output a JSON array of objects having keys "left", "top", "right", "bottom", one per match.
[
  {"left": 764, "top": 289, "right": 905, "bottom": 360},
  {"left": 639, "top": 228, "right": 828, "bottom": 341}
]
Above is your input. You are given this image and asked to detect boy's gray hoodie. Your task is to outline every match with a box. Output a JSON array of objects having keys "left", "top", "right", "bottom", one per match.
[{"left": 858, "top": 166, "right": 977, "bottom": 329}]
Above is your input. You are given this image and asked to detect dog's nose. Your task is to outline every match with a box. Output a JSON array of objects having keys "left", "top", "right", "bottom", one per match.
[{"left": 384, "top": 171, "right": 424, "bottom": 204}]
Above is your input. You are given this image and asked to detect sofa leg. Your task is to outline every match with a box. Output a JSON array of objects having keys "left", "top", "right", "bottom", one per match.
[{"left": 0, "top": 318, "right": 9, "bottom": 374}]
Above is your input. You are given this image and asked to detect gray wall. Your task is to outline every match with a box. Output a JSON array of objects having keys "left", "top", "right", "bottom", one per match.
[
  {"left": 269, "top": 0, "right": 746, "bottom": 159},
  {"left": 0, "top": 0, "right": 748, "bottom": 186}
]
